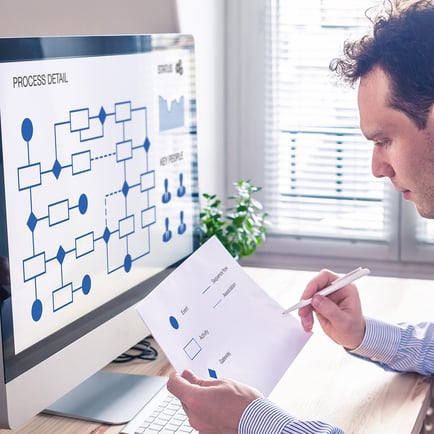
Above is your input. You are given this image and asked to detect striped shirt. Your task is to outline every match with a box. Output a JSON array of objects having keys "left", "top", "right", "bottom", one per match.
[{"left": 239, "top": 318, "right": 433, "bottom": 433}]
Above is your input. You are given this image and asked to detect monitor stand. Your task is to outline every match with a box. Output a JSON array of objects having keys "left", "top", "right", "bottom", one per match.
[{"left": 44, "top": 370, "right": 168, "bottom": 425}]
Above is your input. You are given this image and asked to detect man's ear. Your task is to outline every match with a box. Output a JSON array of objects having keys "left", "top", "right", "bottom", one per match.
[
  {"left": 427, "top": 103, "right": 434, "bottom": 128},
  {"left": 430, "top": 103, "right": 434, "bottom": 117}
]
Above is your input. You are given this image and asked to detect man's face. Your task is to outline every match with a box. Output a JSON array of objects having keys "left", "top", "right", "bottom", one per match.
[{"left": 358, "top": 66, "right": 434, "bottom": 218}]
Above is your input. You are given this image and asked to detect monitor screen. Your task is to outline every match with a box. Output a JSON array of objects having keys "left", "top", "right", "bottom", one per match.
[{"left": 0, "top": 34, "right": 199, "bottom": 428}]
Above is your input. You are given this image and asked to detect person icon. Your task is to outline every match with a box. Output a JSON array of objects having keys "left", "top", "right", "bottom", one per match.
[
  {"left": 162, "top": 178, "right": 172, "bottom": 204},
  {"left": 177, "top": 173, "right": 186, "bottom": 197},
  {"left": 162, "top": 217, "right": 172, "bottom": 242},
  {"left": 178, "top": 210, "right": 187, "bottom": 235}
]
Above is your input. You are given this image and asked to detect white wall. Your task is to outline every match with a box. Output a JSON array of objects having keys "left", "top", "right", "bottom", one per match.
[
  {"left": 177, "top": 0, "right": 226, "bottom": 199},
  {"left": 0, "top": 0, "right": 179, "bottom": 36}
]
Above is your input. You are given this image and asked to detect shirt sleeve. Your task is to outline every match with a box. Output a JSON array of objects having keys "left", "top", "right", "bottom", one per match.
[
  {"left": 239, "top": 319, "right": 433, "bottom": 433},
  {"left": 239, "top": 397, "right": 344, "bottom": 434},
  {"left": 349, "top": 318, "right": 434, "bottom": 375}
]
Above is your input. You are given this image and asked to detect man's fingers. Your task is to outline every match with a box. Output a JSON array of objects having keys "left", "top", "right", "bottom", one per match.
[
  {"left": 302, "top": 269, "right": 339, "bottom": 300},
  {"left": 311, "top": 294, "right": 347, "bottom": 324},
  {"left": 180, "top": 369, "right": 199, "bottom": 384},
  {"left": 167, "top": 371, "right": 195, "bottom": 400}
]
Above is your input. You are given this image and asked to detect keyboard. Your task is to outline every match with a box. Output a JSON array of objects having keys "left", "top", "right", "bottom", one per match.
[{"left": 121, "top": 387, "right": 197, "bottom": 433}]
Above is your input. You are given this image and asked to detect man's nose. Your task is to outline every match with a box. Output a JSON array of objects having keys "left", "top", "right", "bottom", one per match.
[{"left": 371, "top": 147, "right": 394, "bottom": 179}]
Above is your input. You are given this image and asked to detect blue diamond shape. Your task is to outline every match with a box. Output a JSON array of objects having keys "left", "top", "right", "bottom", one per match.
[
  {"left": 56, "top": 246, "right": 66, "bottom": 264},
  {"left": 99, "top": 106, "right": 107, "bottom": 125},
  {"left": 208, "top": 369, "right": 217, "bottom": 379},
  {"left": 52, "top": 160, "right": 62, "bottom": 179},
  {"left": 122, "top": 181, "right": 129, "bottom": 197},
  {"left": 103, "top": 227, "right": 111, "bottom": 244},
  {"left": 27, "top": 212, "right": 37, "bottom": 232},
  {"left": 144, "top": 137, "right": 150, "bottom": 152}
]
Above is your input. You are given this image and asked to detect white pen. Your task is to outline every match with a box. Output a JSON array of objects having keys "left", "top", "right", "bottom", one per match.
[{"left": 282, "top": 267, "right": 371, "bottom": 315}]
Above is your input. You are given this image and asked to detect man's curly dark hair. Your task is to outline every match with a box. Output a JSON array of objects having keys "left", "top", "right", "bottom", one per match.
[{"left": 329, "top": 0, "right": 434, "bottom": 129}]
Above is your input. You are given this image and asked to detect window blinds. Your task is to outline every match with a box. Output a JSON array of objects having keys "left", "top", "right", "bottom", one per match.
[
  {"left": 416, "top": 220, "right": 434, "bottom": 244},
  {"left": 264, "top": 0, "right": 393, "bottom": 241}
]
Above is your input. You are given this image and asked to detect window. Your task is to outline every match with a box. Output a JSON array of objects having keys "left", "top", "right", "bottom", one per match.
[
  {"left": 265, "top": 0, "right": 390, "bottom": 242},
  {"left": 226, "top": 0, "right": 434, "bottom": 277}
]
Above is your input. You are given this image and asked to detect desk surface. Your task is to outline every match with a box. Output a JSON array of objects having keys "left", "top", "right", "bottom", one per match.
[{"left": 1, "top": 267, "right": 432, "bottom": 434}]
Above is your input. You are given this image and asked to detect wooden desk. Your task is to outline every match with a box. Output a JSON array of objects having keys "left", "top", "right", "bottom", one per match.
[{"left": 0, "top": 267, "right": 432, "bottom": 433}]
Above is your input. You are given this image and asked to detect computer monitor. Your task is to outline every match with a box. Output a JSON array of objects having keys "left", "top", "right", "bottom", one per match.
[{"left": 0, "top": 34, "right": 199, "bottom": 429}]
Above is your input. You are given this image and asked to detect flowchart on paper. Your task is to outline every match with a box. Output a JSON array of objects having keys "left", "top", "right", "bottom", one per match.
[{"left": 137, "top": 236, "right": 311, "bottom": 395}]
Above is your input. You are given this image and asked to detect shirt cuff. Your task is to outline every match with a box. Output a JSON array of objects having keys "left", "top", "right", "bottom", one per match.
[
  {"left": 349, "top": 317, "right": 401, "bottom": 364},
  {"left": 239, "top": 397, "right": 293, "bottom": 434}
]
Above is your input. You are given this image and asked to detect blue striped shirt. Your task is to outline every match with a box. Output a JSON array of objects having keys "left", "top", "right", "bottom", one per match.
[{"left": 239, "top": 318, "right": 433, "bottom": 433}]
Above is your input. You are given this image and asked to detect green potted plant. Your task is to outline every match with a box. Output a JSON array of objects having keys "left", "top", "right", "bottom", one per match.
[{"left": 199, "top": 180, "right": 268, "bottom": 259}]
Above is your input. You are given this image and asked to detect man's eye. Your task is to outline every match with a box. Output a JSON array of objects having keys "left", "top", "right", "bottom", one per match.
[{"left": 374, "top": 139, "right": 391, "bottom": 147}]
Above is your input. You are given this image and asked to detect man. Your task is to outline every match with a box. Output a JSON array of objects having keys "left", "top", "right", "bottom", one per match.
[{"left": 167, "top": 1, "right": 434, "bottom": 432}]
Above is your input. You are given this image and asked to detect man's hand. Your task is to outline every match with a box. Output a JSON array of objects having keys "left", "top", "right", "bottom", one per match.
[
  {"left": 298, "top": 269, "right": 366, "bottom": 350},
  {"left": 167, "top": 369, "right": 262, "bottom": 434}
]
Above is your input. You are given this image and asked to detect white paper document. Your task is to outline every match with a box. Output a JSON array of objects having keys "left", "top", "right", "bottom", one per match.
[{"left": 136, "top": 236, "right": 311, "bottom": 396}]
